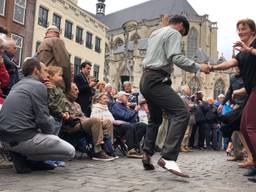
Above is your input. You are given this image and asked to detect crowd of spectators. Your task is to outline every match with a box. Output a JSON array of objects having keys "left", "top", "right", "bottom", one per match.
[{"left": 0, "top": 17, "right": 256, "bottom": 184}]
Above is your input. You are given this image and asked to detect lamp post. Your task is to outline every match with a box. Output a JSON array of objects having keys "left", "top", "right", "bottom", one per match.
[{"left": 121, "top": 20, "right": 138, "bottom": 83}]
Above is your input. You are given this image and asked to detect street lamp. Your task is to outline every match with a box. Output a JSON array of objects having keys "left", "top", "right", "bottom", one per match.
[{"left": 121, "top": 20, "right": 138, "bottom": 84}]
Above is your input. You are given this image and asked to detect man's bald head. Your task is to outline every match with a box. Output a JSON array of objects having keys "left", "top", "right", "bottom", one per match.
[{"left": 6, "top": 39, "right": 17, "bottom": 56}]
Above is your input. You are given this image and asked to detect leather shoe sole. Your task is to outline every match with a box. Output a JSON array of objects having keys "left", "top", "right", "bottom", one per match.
[{"left": 157, "top": 158, "right": 189, "bottom": 178}]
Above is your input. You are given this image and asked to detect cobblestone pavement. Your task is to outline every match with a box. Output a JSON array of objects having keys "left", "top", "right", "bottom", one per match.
[{"left": 0, "top": 150, "right": 255, "bottom": 192}]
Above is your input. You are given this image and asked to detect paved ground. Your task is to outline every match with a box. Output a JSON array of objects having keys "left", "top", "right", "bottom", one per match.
[{"left": 0, "top": 150, "right": 255, "bottom": 192}]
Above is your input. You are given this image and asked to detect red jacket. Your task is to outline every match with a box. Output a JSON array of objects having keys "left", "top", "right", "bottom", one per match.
[{"left": 0, "top": 63, "right": 10, "bottom": 104}]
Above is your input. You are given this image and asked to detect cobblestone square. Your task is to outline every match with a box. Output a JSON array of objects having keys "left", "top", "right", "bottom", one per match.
[{"left": 0, "top": 151, "right": 255, "bottom": 192}]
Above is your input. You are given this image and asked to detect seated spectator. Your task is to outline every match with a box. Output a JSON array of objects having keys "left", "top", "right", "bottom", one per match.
[
  {"left": 3, "top": 39, "right": 20, "bottom": 95},
  {"left": 95, "top": 80, "right": 106, "bottom": 94},
  {"left": 45, "top": 66, "right": 71, "bottom": 167},
  {"left": 123, "top": 81, "right": 138, "bottom": 109},
  {"left": 47, "top": 66, "right": 70, "bottom": 130},
  {"left": 0, "top": 37, "right": 9, "bottom": 107},
  {"left": 109, "top": 91, "right": 147, "bottom": 158},
  {"left": 0, "top": 58, "right": 75, "bottom": 174},
  {"left": 65, "top": 83, "right": 116, "bottom": 161},
  {"left": 0, "top": 32, "right": 11, "bottom": 169},
  {"left": 111, "top": 87, "right": 118, "bottom": 98},
  {"left": 105, "top": 83, "right": 115, "bottom": 104}
]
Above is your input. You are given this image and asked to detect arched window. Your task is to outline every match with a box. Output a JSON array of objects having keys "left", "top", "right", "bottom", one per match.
[
  {"left": 114, "top": 38, "right": 124, "bottom": 49},
  {"left": 188, "top": 77, "right": 201, "bottom": 94},
  {"left": 214, "top": 79, "right": 225, "bottom": 99},
  {"left": 187, "top": 28, "right": 198, "bottom": 59}
]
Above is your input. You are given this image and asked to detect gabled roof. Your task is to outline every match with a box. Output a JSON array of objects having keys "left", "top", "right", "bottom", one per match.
[{"left": 98, "top": 0, "right": 201, "bottom": 30}]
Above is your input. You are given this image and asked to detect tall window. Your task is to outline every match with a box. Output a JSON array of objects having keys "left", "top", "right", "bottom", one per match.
[
  {"left": 86, "top": 32, "right": 93, "bottom": 49},
  {"left": 76, "top": 26, "right": 83, "bottom": 44},
  {"left": 214, "top": 79, "right": 225, "bottom": 99},
  {"left": 74, "top": 57, "right": 82, "bottom": 76},
  {"left": 38, "top": 6, "right": 48, "bottom": 28},
  {"left": 187, "top": 28, "right": 198, "bottom": 59},
  {"left": 188, "top": 77, "right": 201, "bottom": 94},
  {"left": 65, "top": 20, "right": 73, "bottom": 40},
  {"left": 13, "top": 0, "right": 27, "bottom": 25},
  {"left": 0, "top": 0, "right": 6, "bottom": 16},
  {"left": 93, "top": 64, "right": 100, "bottom": 80},
  {"left": 95, "top": 36, "right": 101, "bottom": 53},
  {"left": 11, "top": 33, "right": 23, "bottom": 67},
  {"left": 52, "top": 14, "right": 61, "bottom": 30}
]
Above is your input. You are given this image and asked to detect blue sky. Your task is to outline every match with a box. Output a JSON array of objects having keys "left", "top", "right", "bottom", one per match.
[{"left": 78, "top": 0, "right": 256, "bottom": 59}]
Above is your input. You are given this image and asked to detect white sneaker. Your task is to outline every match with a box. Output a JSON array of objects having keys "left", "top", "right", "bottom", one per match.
[{"left": 158, "top": 157, "right": 189, "bottom": 178}]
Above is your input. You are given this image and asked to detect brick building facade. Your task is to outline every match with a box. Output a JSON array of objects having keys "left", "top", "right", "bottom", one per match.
[{"left": 0, "top": 0, "right": 36, "bottom": 66}]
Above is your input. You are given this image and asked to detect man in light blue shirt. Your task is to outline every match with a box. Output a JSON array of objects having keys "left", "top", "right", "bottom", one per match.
[{"left": 140, "top": 15, "right": 211, "bottom": 177}]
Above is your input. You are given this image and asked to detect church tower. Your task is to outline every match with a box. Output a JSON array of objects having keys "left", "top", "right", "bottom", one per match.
[{"left": 96, "top": 0, "right": 106, "bottom": 16}]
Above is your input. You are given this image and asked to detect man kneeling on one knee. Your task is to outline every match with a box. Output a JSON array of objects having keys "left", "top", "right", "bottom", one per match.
[{"left": 0, "top": 58, "right": 75, "bottom": 174}]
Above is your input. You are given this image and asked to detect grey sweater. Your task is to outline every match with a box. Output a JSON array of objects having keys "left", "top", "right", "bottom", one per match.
[
  {"left": 143, "top": 26, "right": 200, "bottom": 75},
  {"left": 0, "top": 76, "right": 54, "bottom": 142}
]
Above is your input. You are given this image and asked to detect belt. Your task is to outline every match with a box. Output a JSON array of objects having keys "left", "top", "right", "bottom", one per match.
[
  {"left": 143, "top": 68, "right": 172, "bottom": 85},
  {"left": 143, "top": 68, "right": 170, "bottom": 77},
  {"left": 9, "top": 141, "right": 19, "bottom": 147}
]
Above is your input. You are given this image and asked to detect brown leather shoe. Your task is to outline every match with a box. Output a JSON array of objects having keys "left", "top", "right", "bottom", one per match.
[
  {"left": 184, "top": 147, "right": 193, "bottom": 152},
  {"left": 142, "top": 153, "right": 155, "bottom": 170},
  {"left": 157, "top": 158, "right": 189, "bottom": 178},
  {"left": 180, "top": 147, "right": 189, "bottom": 153}
]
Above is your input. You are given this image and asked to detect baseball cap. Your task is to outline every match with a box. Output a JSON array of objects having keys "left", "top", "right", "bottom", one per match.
[
  {"left": 47, "top": 25, "right": 60, "bottom": 33},
  {"left": 116, "top": 91, "right": 129, "bottom": 98}
]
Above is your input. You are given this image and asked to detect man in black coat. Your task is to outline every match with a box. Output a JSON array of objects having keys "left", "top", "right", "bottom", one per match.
[{"left": 74, "top": 61, "right": 97, "bottom": 117}]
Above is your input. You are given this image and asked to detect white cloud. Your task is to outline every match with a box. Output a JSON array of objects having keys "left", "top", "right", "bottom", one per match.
[{"left": 78, "top": 0, "right": 256, "bottom": 59}]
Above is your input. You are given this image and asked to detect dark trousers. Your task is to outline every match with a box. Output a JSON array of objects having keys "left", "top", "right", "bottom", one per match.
[
  {"left": 205, "top": 123, "right": 217, "bottom": 148},
  {"left": 189, "top": 124, "right": 198, "bottom": 147},
  {"left": 115, "top": 122, "right": 146, "bottom": 150},
  {"left": 198, "top": 122, "right": 206, "bottom": 148},
  {"left": 240, "top": 89, "right": 256, "bottom": 161},
  {"left": 140, "top": 70, "right": 189, "bottom": 161}
]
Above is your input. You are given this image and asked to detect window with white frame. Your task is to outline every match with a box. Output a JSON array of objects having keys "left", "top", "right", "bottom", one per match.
[
  {"left": 13, "top": 0, "right": 27, "bottom": 25},
  {"left": 0, "top": 0, "right": 6, "bottom": 16},
  {"left": 11, "top": 33, "right": 23, "bottom": 67}
]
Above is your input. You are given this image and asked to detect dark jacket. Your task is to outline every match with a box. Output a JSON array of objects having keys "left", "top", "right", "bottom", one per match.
[
  {"left": 74, "top": 73, "right": 94, "bottom": 117},
  {"left": 109, "top": 101, "right": 138, "bottom": 123},
  {"left": 205, "top": 104, "right": 218, "bottom": 123},
  {"left": 195, "top": 100, "right": 208, "bottom": 123},
  {"left": 3, "top": 51, "right": 19, "bottom": 94},
  {"left": 223, "top": 75, "right": 247, "bottom": 106},
  {"left": 0, "top": 76, "right": 54, "bottom": 142}
]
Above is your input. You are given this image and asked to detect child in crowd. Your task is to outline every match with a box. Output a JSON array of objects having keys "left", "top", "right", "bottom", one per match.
[{"left": 45, "top": 66, "right": 70, "bottom": 167}]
